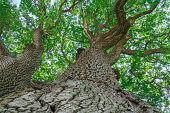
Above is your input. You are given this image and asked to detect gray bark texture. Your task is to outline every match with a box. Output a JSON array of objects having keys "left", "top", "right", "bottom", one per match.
[
  {"left": 0, "top": 0, "right": 163, "bottom": 112},
  {"left": 0, "top": 0, "right": 164, "bottom": 112},
  {"left": 0, "top": 79, "right": 160, "bottom": 113},
  {"left": 0, "top": 28, "right": 44, "bottom": 97},
  {"left": 0, "top": 46, "right": 160, "bottom": 113}
]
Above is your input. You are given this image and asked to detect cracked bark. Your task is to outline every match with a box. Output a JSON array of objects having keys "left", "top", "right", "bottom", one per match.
[
  {"left": 0, "top": 28, "right": 44, "bottom": 97},
  {"left": 0, "top": 79, "right": 160, "bottom": 113},
  {"left": 0, "top": 46, "right": 161, "bottom": 113},
  {"left": 0, "top": 0, "right": 163, "bottom": 112}
]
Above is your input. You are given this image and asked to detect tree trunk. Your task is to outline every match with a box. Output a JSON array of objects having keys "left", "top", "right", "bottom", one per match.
[
  {"left": 0, "top": 47, "right": 160, "bottom": 113},
  {"left": 0, "top": 28, "right": 44, "bottom": 97}
]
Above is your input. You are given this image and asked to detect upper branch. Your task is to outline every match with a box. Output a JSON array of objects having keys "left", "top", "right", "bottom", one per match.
[
  {"left": 122, "top": 47, "right": 168, "bottom": 55},
  {"left": 81, "top": 9, "right": 94, "bottom": 40},
  {"left": 61, "top": 0, "right": 78, "bottom": 13},
  {"left": 114, "top": 0, "right": 128, "bottom": 25},
  {"left": 102, "top": 24, "right": 118, "bottom": 39},
  {"left": 59, "top": 0, "right": 67, "bottom": 11},
  {"left": 106, "top": 0, "right": 130, "bottom": 42},
  {"left": 47, "top": 0, "right": 78, "bottom": 30},
  {"left": 38, "top": 0, "right": 47, "bottom": 16},
  {"left": 128, "top": 2, "right": 159, "bottom": 21}
]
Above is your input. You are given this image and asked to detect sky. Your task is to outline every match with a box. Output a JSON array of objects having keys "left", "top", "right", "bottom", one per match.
[
  {"left": 11, "top": 0, "right": 21, "bottom": 8},
  {"left": 11, "top": 0, "right": 56, "bottom": 8}
]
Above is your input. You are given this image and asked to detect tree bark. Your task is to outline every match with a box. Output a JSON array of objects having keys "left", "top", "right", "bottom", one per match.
[
  {"left": 0, "top": 79, "right": 160, "bottom": 113},
  {"left": 0, "top": 28, "right": 44, "bottom": 97},
  {"left": 0, "top": 46, "right": 160, "bottom": 113},
  {"left": 0, "top": 1, "right": 163, "bottom": 111}
]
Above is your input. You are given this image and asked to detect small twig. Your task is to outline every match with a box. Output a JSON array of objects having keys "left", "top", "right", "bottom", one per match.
[
  {"left": 144, "top": 40, "right": 153, "bottom": 51},
  {"left": 59, "top": 0, "right": 67, "bottom": 11},
  {"left": 46, "top": 0, "right": 78, "bottom": 30}
]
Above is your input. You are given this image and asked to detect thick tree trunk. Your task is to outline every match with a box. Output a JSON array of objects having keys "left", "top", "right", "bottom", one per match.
[
  {"left": 0, "top": 28, "right": 44, "bottom": 97},
  {"left": 0, "top": 1, "right": 163, "bottom": 112},
  {"left": 0, "top": 47, "right": 160, "bottom": 113},
  {"left": 0, "top": 79, "right": 160, "bottom": 113}
]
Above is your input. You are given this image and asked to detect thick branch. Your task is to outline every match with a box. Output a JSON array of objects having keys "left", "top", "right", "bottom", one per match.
[
  {"left": 33, "top": 28, "right": 44, "bottom": 47},
  {"left": 101, "top": 34, "right": 122, "bottom": 50},
  {"left": 112, "top": 0, "right": 130, "bottom": 39},
  {"left": 99, "top": 0, "right": 129, "bottom": 42},
  {"left": 109, "top": 45, "right": 123, "bottom": 65},
  {"left": 102, "top": 24, "right": 118, "bottom": 39},
  {"left": 114, "top": 0, "right": 128, "bottom": 25},
  {"left": 122, "top": 47, "right": 168, "bottom": 55},
  {"left": 109, "top": 34, "right": 132, "bottom": 65},
  {"left": 144, "top": 48, "right": 167, "bottom": 55}
]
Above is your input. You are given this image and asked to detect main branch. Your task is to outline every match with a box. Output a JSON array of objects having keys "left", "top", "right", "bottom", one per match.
[
  {"left": 100, "top": 0, "right": 130, "bottom": 49},
  {"left": 109, "top": 34, "right": 132, "bottom": 65},
  {"left": 114, "top": 0, "right": 128, "bottom": 25}
]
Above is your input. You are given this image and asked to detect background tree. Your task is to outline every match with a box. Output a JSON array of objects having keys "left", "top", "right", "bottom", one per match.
[{"left": 0, "top": 0, "right": 169, "bottom": 112}]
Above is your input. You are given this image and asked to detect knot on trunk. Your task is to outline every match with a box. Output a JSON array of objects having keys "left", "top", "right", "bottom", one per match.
[{"left": 76, "top": 48, "right": 86, "bottom": 60}]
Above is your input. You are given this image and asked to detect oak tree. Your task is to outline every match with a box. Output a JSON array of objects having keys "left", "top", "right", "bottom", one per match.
[{"left": 0, "top": 0, "right": 169, "bottom": 112}]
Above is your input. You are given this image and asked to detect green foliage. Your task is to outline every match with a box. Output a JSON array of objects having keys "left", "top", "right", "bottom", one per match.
[{"left": 0, "top": 0, "right": 169, "bottom": 112}]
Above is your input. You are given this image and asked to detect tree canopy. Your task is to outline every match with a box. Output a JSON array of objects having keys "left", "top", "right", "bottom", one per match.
[{"left": 0, "top": 0, "right": 169, "bottom": 112}]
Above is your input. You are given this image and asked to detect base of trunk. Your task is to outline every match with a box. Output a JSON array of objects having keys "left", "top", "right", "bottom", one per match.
[{"left": 0, "top": 79, "right": 160, "bottom": 113}]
